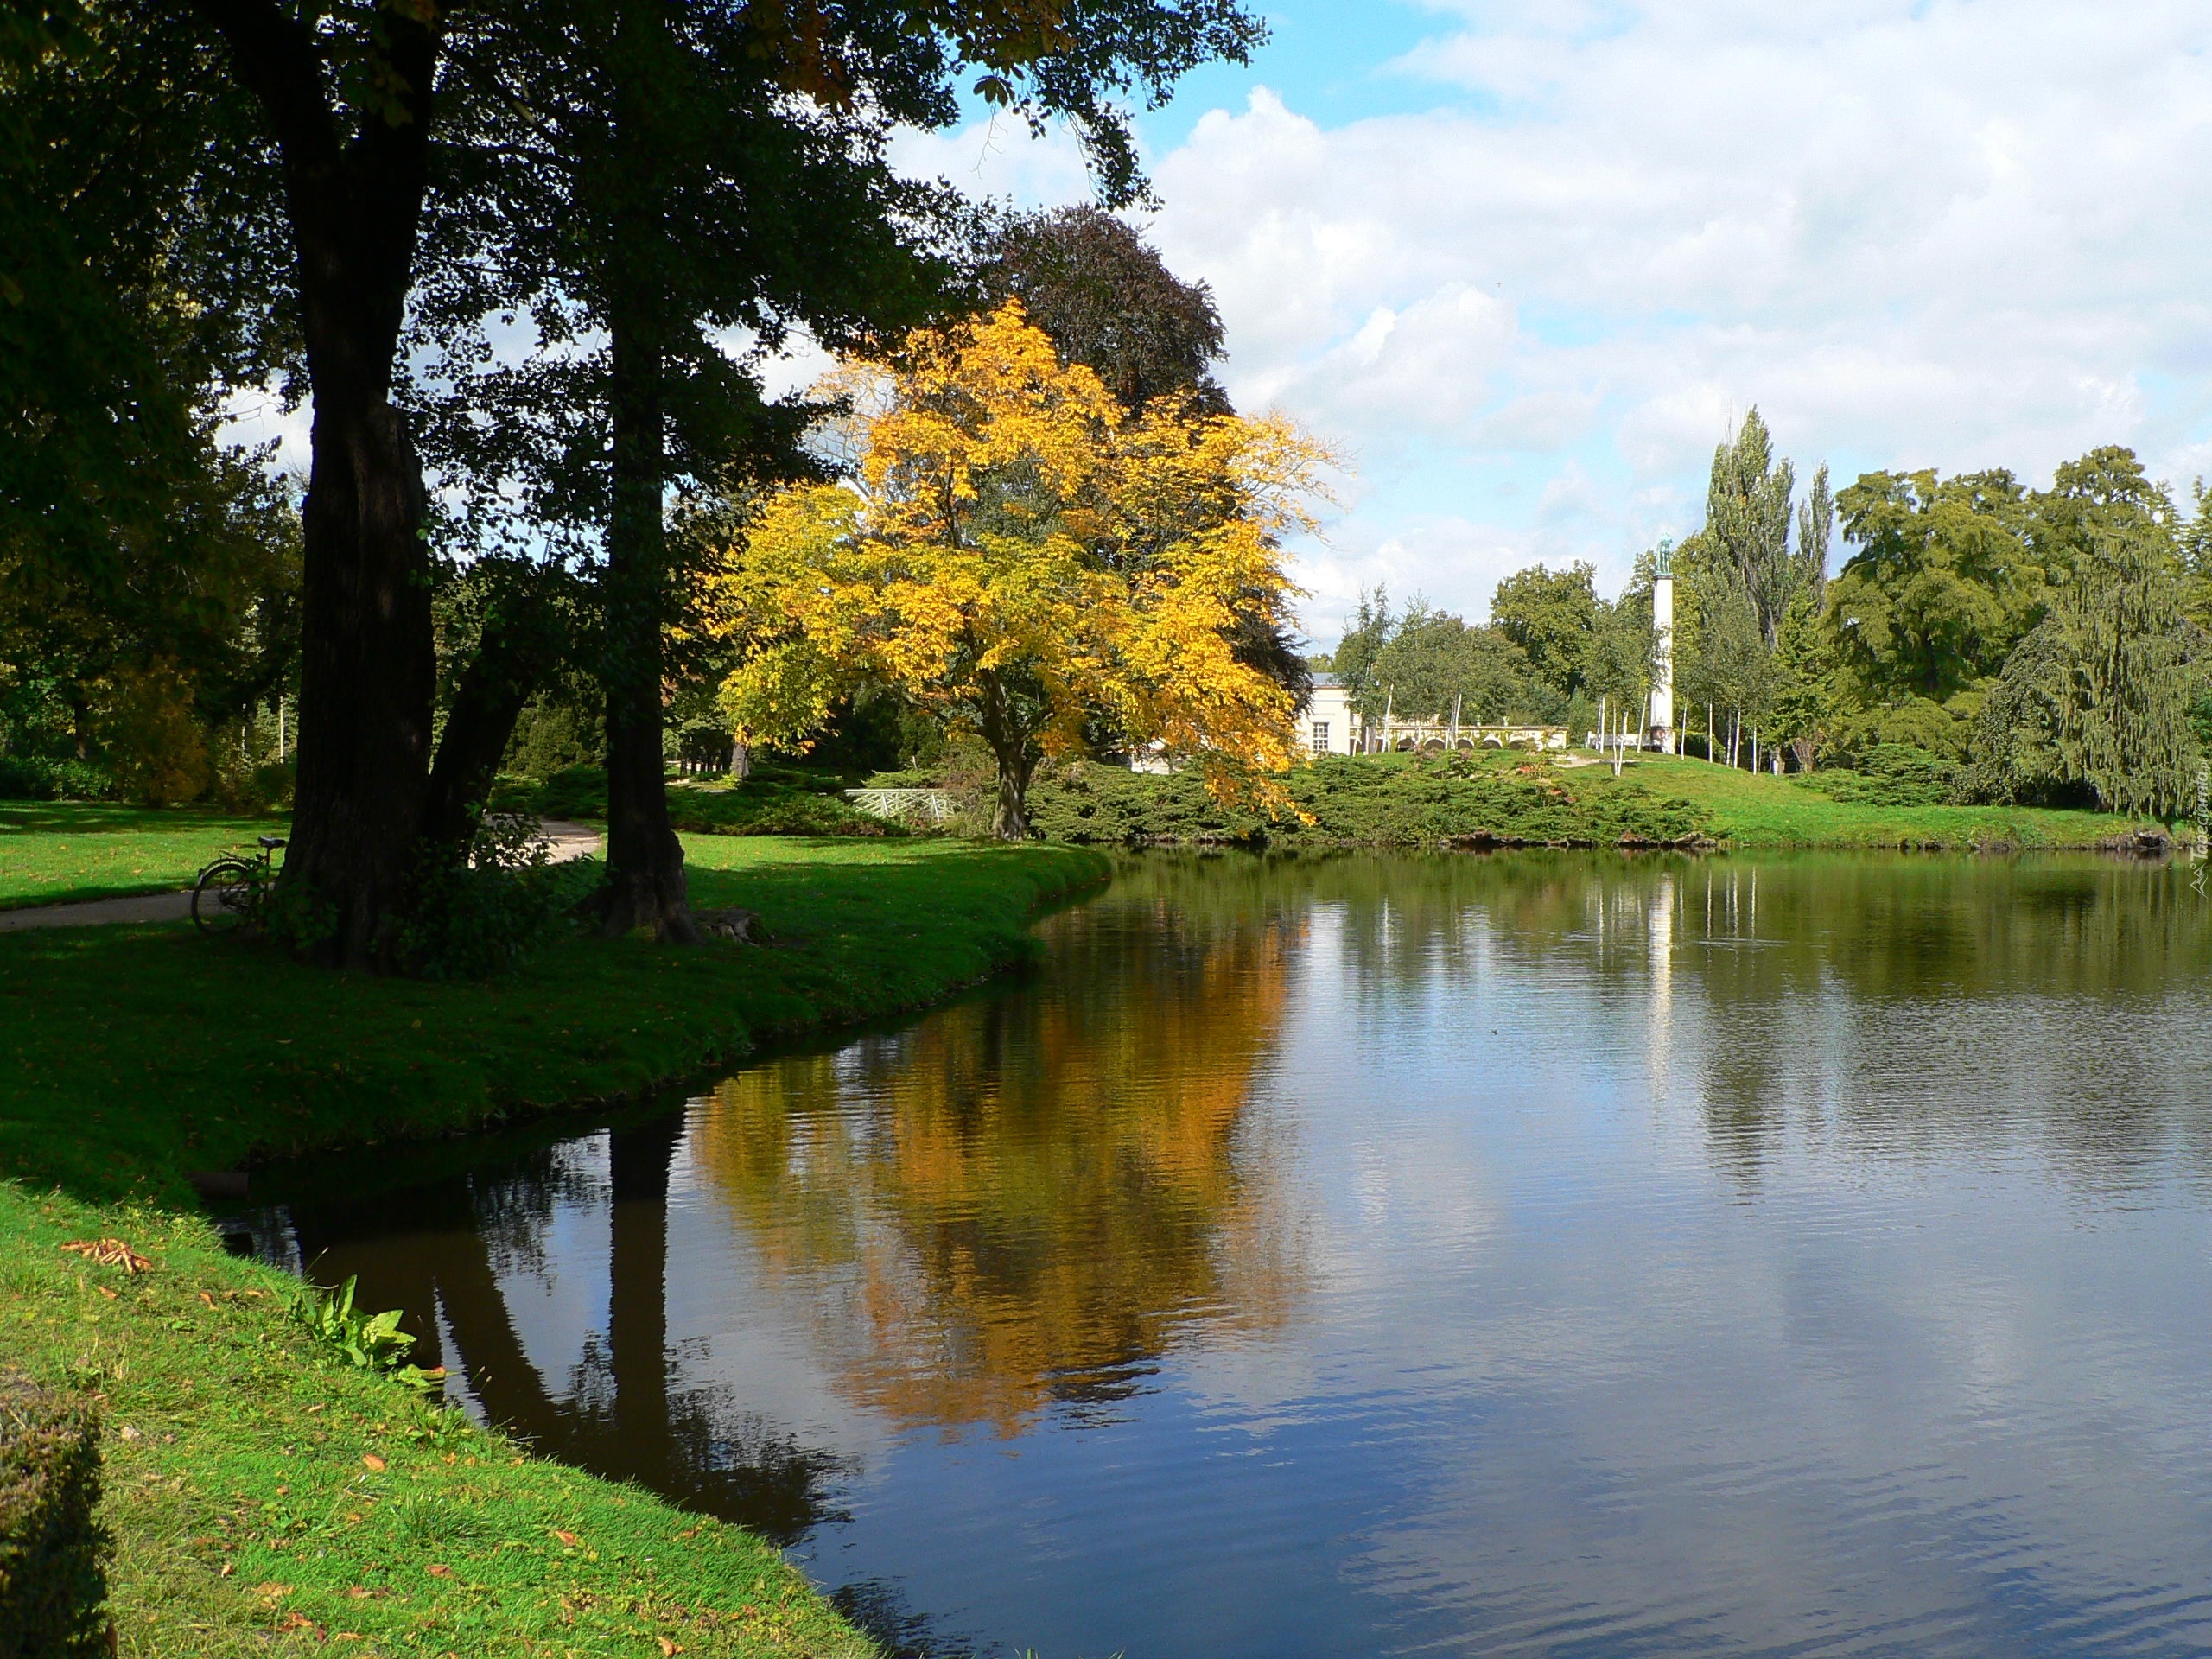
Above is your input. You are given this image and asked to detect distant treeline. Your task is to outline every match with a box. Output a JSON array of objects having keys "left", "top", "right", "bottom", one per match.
[{"left": 1325, "top": 413, "right": 2211, "bottom": 818}]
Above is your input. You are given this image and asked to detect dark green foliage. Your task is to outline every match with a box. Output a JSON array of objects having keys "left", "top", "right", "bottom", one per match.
[
  {"left": 1961, "top": 537, "right": 2203, "bottom": 817},
  {"left": 1802, "top": 744, "right": 1959, "bottom": 807},
  {"left": 1491, "top": 563, "right": 1600, "bottom": 698},
  {"left": 1027, "top": 754, "right": 1704, "bottom": 848},
  {"left": 988, "top": 206, "right": 1228, "bottom": 414},
  {"left": 1359, "top": 601, "right": 1548, "bottom": 724},
  {"left": 490, "top": 766, "right": 904, "bottom": 838},
  {"left": 0, "top": 1372, "right": 108, "bottom": 1659},
  {"left": 0, "top": 758, "right": 116, "bottom": 803},
  {"left": 392, "top": 816, "right": 597, "bottom": 981}
]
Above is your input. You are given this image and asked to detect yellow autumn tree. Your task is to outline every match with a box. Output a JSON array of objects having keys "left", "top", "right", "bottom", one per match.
[{"left": 711, "top": 302, "right": 1330, "bottom": 838}]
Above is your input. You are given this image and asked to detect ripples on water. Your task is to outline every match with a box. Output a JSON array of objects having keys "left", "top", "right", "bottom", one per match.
[{"left": 254, "top": 853, "right": 2212, "bottom": 1656}]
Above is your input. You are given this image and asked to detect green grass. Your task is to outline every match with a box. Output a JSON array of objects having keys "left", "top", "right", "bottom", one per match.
[
  {"left": 0, "top": 833, "right": 1109, "bottom": 1655},
  {"left": 1565, "top": 754, "right": 2139, "bottom": 849},
  {"left": 0, "top": 802, "right": 289, "bottom": 910},
  {"left": 0, "top": 1185, "right": 874, "bottom": 1658},
  {"left": 0, "top": 834, "right": 1110, "bottom": 1208}
]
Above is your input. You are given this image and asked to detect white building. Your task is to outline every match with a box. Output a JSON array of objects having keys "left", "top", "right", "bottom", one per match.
[{"left": 1305, "top": 675, "right": 1359, "bottom": 756}]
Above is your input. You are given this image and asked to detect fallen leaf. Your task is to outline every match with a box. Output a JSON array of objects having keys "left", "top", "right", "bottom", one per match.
[
  {"left": 200, "top": 1292, "right": 216, "bottom": 1308},
  {"left": 219, "top": 1565, "right": 235, "bottom": 1579},
  {"left": 425, "top": 1563, "right": 454, "bottom": 1579},
  {"left": 552, "top": 1529, "right": 579, "bottom": 1547},
  {"left": 347, "top": 1586, "right": 372, "bottom": 1599},
  {"left": 60, "top": 1238, "right": 152, "bottom": 1274},
  {"left": 118, "top": 1426, "right": 141, "bottom": 1441},
  {"left": 658, "top": 1639, "right": 679, "bottom": 1656},
  {"left": 97, "top": 1286, "right": 118, "bottom": 1301},
  {"left": 361, "top": 1454, "right": 387, "bottom": 1472},
  {"left": 276, "top": 1612, "right": 321, "bottom": 1635},
  {"left": 255, "top": 1582, "right": 291, "bottom": 1599}
]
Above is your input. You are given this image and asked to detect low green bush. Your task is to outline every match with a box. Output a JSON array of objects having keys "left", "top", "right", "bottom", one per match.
[
  {"left": 1802, "top": 743, "right": 1960, "bottom": 807},
  {"left": 0, "top": 1372, "right": 109, "bottom": 1658},
  {"left": 391, "top": 814, "right": 599, "bottom": 981},
  {"left": 0, "top": 757, "right": 118, "bottom": 803},
  {"left": 1027, "top": 753, "right": 1706, "bottom": 848}
]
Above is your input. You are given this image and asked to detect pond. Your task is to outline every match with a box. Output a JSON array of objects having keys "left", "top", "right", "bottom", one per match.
[{"left": 241, "top": 852, "right": 2212, "bottom": 1657}]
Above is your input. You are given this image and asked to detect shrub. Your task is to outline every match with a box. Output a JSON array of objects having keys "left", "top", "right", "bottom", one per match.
[
  {"left": 214, "top": 756, "right": 296, "bottom": 813},
  {"left": 392, "top": 814, "right": 594, "bottom": 980},
  {"left": 0, "top": 757, "right": 118, "bottom": 801},
  {"left": 0, "top": 1372, "right": 109, "bottom": 1658},
  {"left": 1026, "top": 753, "right": 1706, "bottom": 848},
  {"left": 1803, "top": 743, "right": 1959, "bottom": 807}
]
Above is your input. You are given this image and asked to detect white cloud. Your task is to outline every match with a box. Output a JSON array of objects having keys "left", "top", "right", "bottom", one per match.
[{"left": 1098, "top": 3, "right": 2212, "bottom": 641}]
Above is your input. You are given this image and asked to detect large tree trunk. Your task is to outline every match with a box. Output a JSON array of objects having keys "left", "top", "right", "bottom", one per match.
[
  {"left": 422, "top": 582, "right": 558, "bottom": 853},
  {"left": 283, "top": 398, "right": 435, "bottom": 965},
  {"left": 980, "top": 676, "right": 1038, "bottom": 841},
  {"left": 593, "top": 0, "right": 696, "bottom": 943},
  {"left": 198, "top": 0, "right": 439, "bottom": 969}
]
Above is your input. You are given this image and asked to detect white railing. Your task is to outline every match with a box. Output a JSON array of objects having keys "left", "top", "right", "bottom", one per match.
[{"left": 845, "top": 787, "right": 957, "bottom": 823}]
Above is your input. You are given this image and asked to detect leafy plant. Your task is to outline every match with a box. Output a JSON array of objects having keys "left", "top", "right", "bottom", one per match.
[{"left": 284, "top": 1276, "right": 442, "bottom": 1390}]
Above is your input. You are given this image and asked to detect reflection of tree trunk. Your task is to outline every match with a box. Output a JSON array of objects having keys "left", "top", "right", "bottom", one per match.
[
  {"left": 607, "top": 1114, "right": 682, "bottom": 1484},
  {"left": 431, "top": 1221, "right": 565, "bottom": 1446}
]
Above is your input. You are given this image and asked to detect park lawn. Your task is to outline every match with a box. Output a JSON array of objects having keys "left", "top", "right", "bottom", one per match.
[
  {"left": 1560, "top": 753, "right": 2139, "bottom": 849},
  {"left": 0, "top": 801, "right": 291, "bottom": 909},
  {"left": 0, "top": 1184, "right": 874, "bottom": 1659},
  {"left": 0, "top": 833, "right": 1109, "bottom": 1656},
  {"left": 0, "top": 834, "right": 1110, "bottom": 1209}
]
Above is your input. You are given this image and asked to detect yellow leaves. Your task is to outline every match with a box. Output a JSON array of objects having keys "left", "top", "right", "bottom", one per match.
[{"left": 706, "top": 302, "right": 1334, "bottom": 777}]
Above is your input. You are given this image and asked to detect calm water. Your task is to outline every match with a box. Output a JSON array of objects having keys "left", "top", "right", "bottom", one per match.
[{"left": 247, "top": 852, "right": 2212, "bottom": 1657}]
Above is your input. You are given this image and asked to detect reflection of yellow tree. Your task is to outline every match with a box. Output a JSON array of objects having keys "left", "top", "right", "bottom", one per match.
[{"left": 693, "top": 909, "right": 1305, "bottom": 1436}]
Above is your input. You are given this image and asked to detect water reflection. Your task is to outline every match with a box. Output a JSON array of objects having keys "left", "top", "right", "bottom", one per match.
[
  {"left": 262, "top": 851, "right": 2212, "bottom": 1657},
  {"left": 689, "top": 896, "right": 1306, "bottom": 1435}
]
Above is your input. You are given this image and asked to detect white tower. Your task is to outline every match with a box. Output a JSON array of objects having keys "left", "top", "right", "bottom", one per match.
[{"left": 1650, "top": 538, "right": 1675, "bottom": 754}]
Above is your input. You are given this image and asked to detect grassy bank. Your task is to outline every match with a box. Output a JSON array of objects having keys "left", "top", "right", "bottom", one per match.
[
  {"left": 0, "top": 802, "right": 289, "bottom": 910},
  {"left": 1022, "top": 751, "right": 2145, "bottom": 852},
  {"left": 1571, "top": 754, "right": 2137, "bottom": 849},
  {"left": 1, "top": 835, "right": 1109, "bottom": 1207},
  {"left": 1, "top": 1184, "right": 873, "bottom": 1658},
  {"left": 1, "top": 834, "right": 1108, "bottom": 1655}
]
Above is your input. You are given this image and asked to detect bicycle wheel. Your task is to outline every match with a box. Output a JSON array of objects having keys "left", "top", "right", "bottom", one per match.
[{"left": 191, "top": 858, "right": 260, "bottom": 936}]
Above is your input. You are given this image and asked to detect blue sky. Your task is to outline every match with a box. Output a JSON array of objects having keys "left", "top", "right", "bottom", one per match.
[{"left": 893, "top": 0, "right": 2212, "bottom": 650}]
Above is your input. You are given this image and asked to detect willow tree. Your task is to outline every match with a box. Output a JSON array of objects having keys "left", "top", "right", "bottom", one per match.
[
  {"left": 714, "top": 304, "right": 1324, "bottom": 838},
  {"left": 1963, "top": 535, "right": 2202, "bottom": 817}
]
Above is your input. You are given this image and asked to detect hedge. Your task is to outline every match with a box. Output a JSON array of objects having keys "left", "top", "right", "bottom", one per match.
[{"left": 0, "top": 1373, "right": 109, "bottom": 1659}]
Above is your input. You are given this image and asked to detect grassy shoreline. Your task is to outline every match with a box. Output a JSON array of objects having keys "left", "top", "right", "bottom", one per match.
[{"left": 1, "top": 833, "right": 1111, "bottom": 1656}]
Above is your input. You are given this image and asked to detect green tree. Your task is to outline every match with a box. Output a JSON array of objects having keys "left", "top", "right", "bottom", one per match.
[
  {"left": 1963, "top": 533, "right": 2202, "bottom": 817},
  {"left": 1705, "top": 409, "right": 1805, "bottom": 647},
  {"left": 1491, "top": 562, "right": 1598, "bottom": 700},
  {"left": 1332, "top": 587, "right": 1393, "bottom": 708},
  {"left": 2, "top": 4, "right": 300, "bottom": 798},
  {"left": 1363, "top": 602, "right": 1541, "bottom": 725},
  {"left": 1766, "top": 589, "right": 1844, "bottom": 771},
  {"left": 121, "top": 0, "right": 1265, "bottom": 964},
  {"left": 1827, "top": 468, "right": 2040, "bottom": 704}
]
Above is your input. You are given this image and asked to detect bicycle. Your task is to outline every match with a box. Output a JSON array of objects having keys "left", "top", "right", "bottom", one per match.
[{"left": 192, "top": 836, "right": 286, "bottom": 937}]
